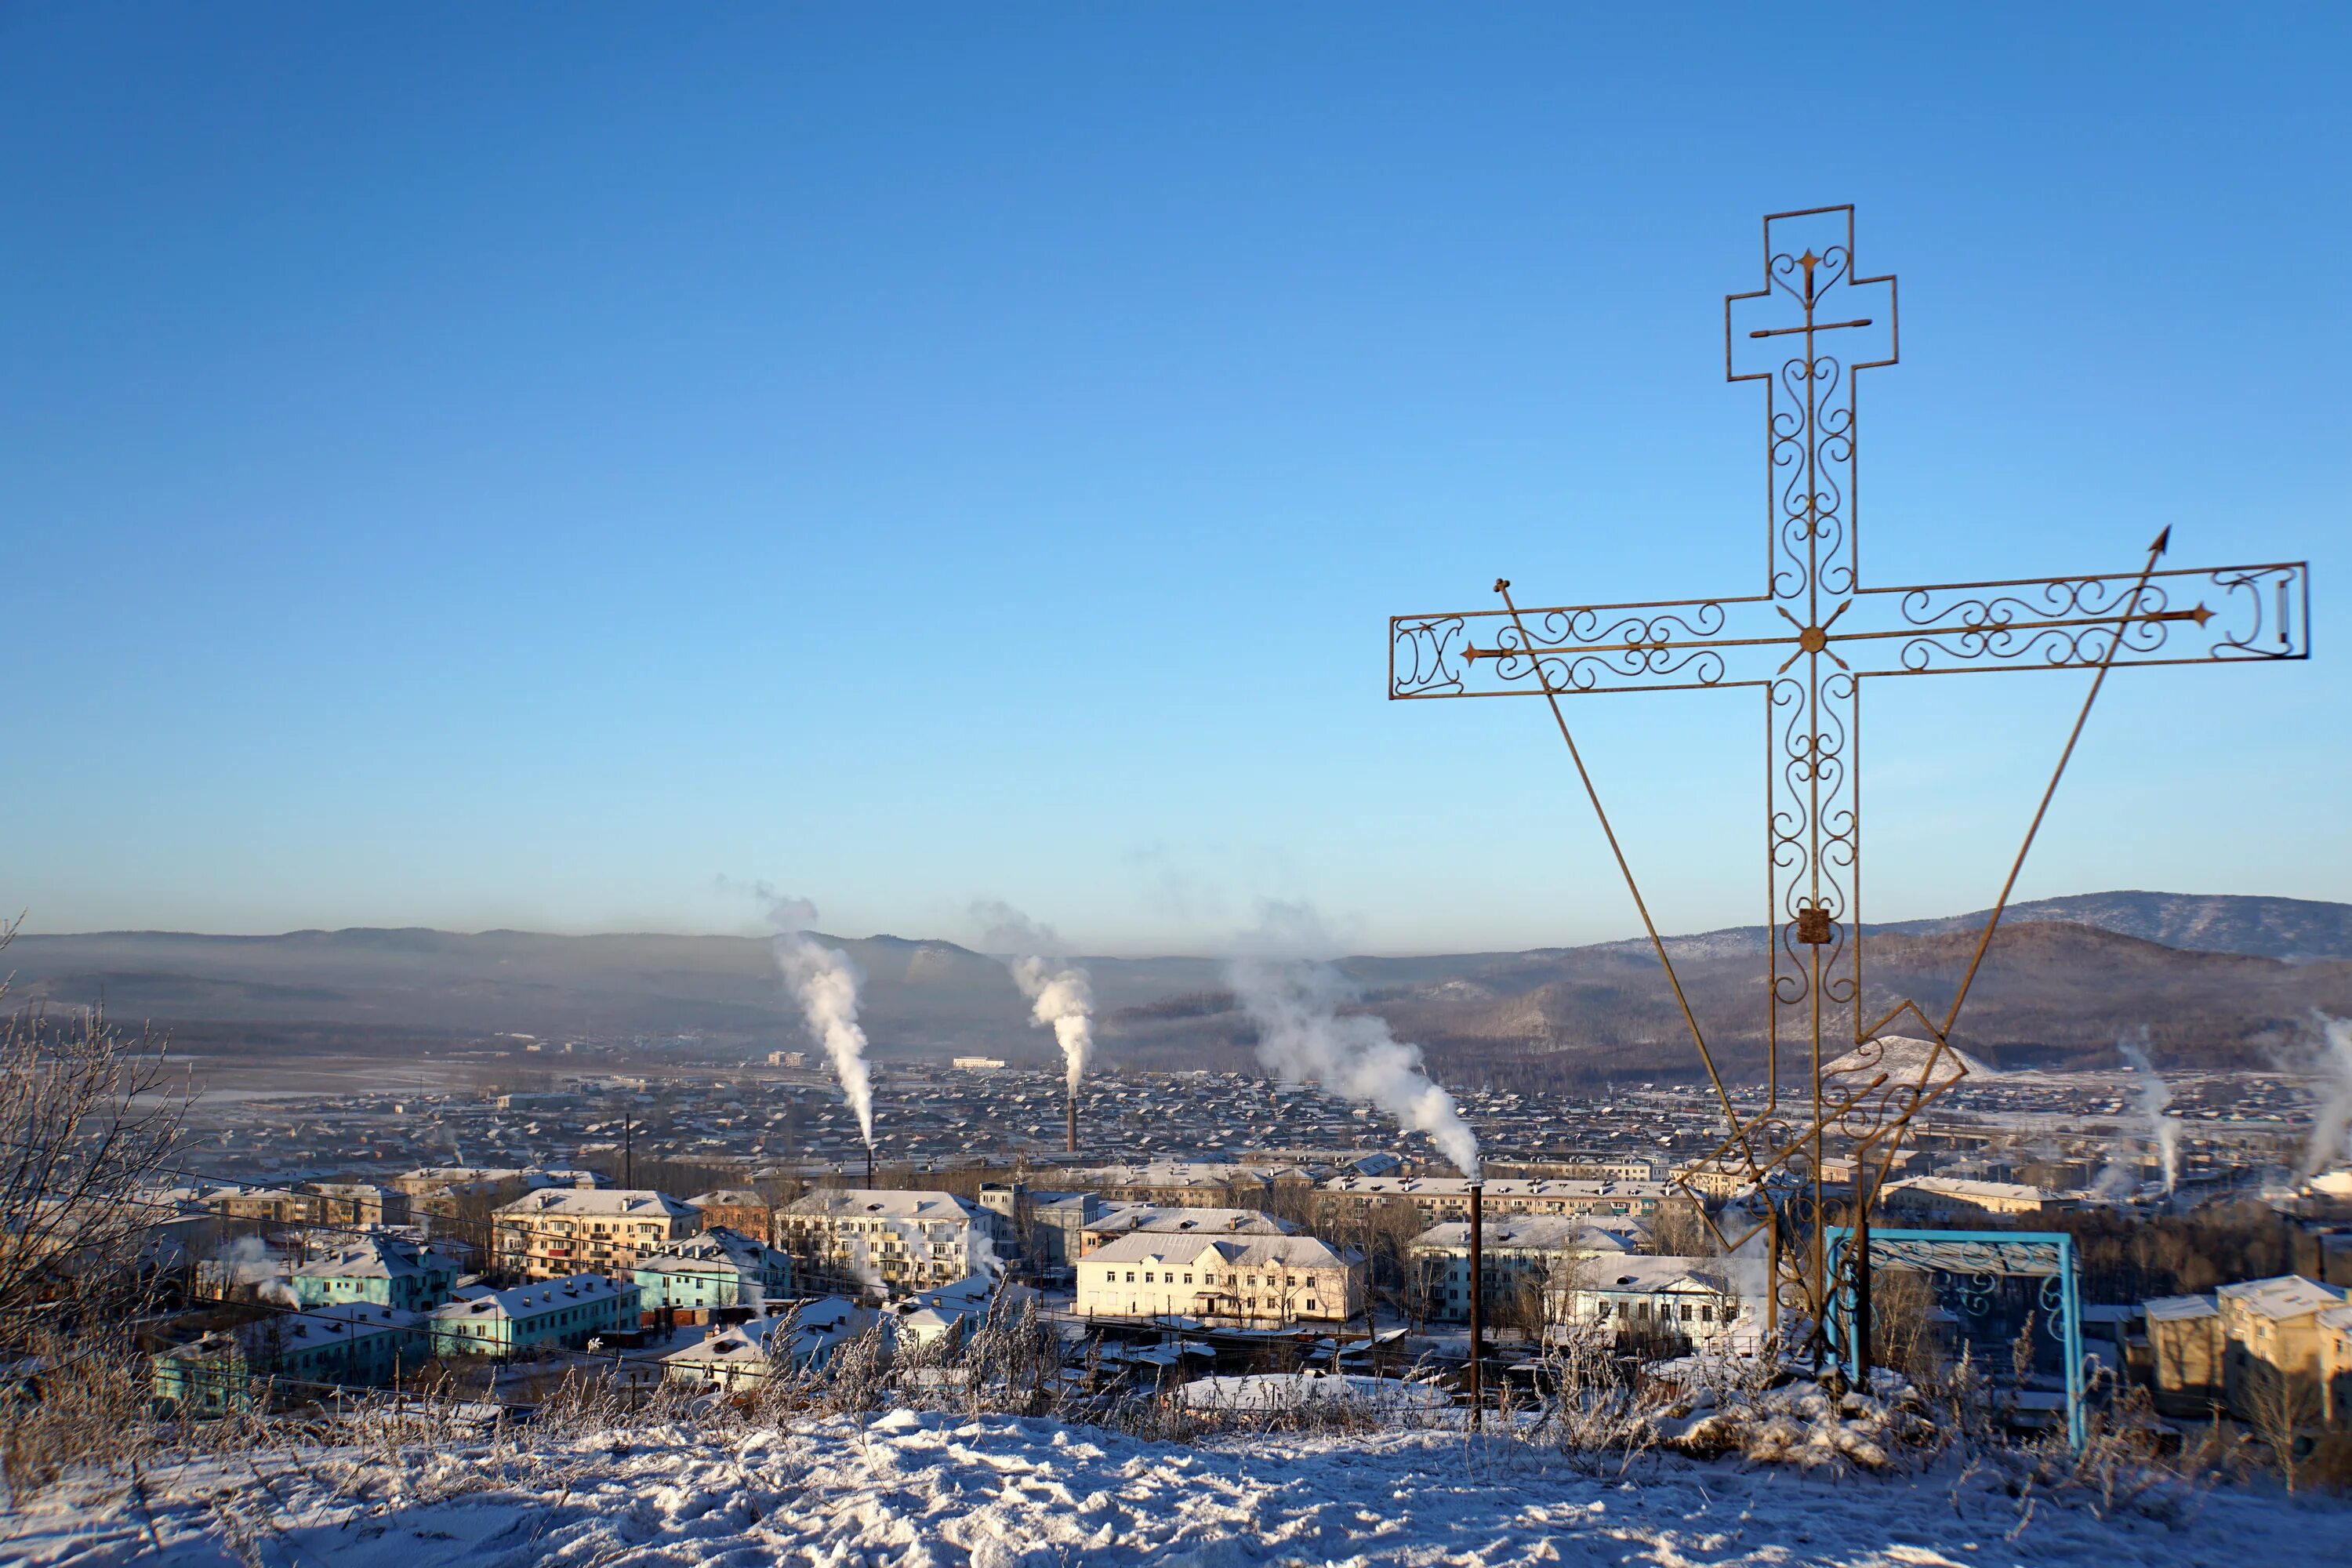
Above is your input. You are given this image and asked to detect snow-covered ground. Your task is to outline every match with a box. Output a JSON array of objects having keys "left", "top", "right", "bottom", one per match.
[{"left": 6, "top": 1407, "right": 2344, "bottom": 1566}]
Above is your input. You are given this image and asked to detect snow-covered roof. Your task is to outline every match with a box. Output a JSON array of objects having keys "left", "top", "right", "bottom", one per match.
[
  {"left": 427, "top": 1274, "right": 633, "bottom": 1323},
  {"left": 1584, "top": 1256, "right": 1768, "bottom": 1297},
  {"left": 2216, "top": 1275, "right": 2347, "bottom": 1320},
  {"left": 495, "top": 1188, "right": 696, "bottom": 1220},
  {"left": 1820, "top": 1035, "right": 1991, "bottom": 1085},
  {"left": 1882, "top": 1175, "right": 2052, "bottom": 1203},
  {"left": 2143, "top": 1294, "right": 2218, "bottom": 1323},
  {"left": 785, "top": 1189, "right": 981, "bottom": 1223},
  {"left": 636, "top": 1227, "right": 788, "bottom": 1274},
  {"left": 688, "top": 1189, "right": 769, "bottom": 1208},
  {"left": 2315, "top": 1304, "right": 2352, "bottom": 1334},
  {"left": 291, "top": 1234, "right": 457, "bottom": 1282}
]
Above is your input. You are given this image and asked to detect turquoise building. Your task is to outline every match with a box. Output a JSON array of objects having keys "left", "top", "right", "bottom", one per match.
[
  {"left": 290, "top": 1232, "right": 462, "bottom": 1314},
  {"left": 632, "top": 1226, "right": 795, "bottom": 1312},
  {"left": 427, "top": 1272, "right": 640, "bottom": 1356}
]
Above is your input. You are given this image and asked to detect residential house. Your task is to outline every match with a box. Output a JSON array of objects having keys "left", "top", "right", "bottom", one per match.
[
  {"left": 632, "top": 1226, "right": 795, "bottom": 1311},
  {"left": 662, "top": 1298, "right": 868, "bottom": 1388},
  {"left": 778, "top": 1189, "right": 993, "bottom": 1294},
  {"left": 1076, "top": 1232, "right": 1362, "bottom": 1326},
  {"left": 492, "top": 1189, "right": 699, "bottom": 1280},
  {"left": 1566, "top": 1257, "right": 1769, "bottom": 1351},
  {"left": 290, "top": 1232, "right": 462, "bottom": 1314},
  {"left": 426, "top": 1273, "right": 641, "bottom": 1356},
  {"left": 153, "top": 1303, "right": 422, "bottom": 1412},
  {"left": 2216, "top": 1274, "right": 2348, "bottom": 1423}
]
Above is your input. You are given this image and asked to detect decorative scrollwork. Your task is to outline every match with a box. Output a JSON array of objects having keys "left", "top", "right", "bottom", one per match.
[{"left": 1390, "top": 616, "right": 1467, "bottom": 696}]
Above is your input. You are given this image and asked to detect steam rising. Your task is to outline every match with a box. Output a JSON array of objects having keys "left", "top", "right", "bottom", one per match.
[
  {"left": 975, "top": 902, "right": 1094, "bottom": 1096},
  {"left": 1226, "top": 902, "right": 1481, "bottom": 1180},
  {"left": 758, "top": 886, "right": 874, "bottom": 1149},
  {"left": 2300, "top": 1014, "right": 2352, "bottom": 1181},
  {"left": 2118, "top": 1029, "right": 2181, "bottom": 1194}
]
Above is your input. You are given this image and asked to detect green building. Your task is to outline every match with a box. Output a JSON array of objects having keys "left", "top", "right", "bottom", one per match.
[
  {"left": 632, "top": 1225, "right": 795, "bottom": 1312},
  {"left": 290, "top": 1232, "right": 462, "bottom": 1314},
  {"left": 427, "top": 1272, "right": 640, "bottom": 1356}
]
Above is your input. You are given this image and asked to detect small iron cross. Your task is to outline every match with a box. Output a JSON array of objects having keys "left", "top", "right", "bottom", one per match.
[{"left": 1389, "top": 205, "right": 2310, "bottom": 1323}]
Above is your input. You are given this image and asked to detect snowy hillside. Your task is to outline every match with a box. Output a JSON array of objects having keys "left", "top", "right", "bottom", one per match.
[{"left": 7, "top": 1407, "right": 2345, "bottom": 1567}]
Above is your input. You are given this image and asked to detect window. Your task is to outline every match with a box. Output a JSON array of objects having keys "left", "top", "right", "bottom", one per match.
[
  {"left": 1184, "top": 1274, "right": 1193, "bottom": 1284},
  {"left": 1126, "top": 1272, "right": 1135, "bottom": 1283}
]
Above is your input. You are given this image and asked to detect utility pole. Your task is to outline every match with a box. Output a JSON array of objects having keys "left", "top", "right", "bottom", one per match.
[{"left": 1467, "top": 1181, "right": 1484, "bottom": 1431}]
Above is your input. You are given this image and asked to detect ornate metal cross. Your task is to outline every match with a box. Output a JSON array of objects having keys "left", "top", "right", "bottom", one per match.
[{"left": 1389, "top": 205, "right": 2310, "bottom": 1338}]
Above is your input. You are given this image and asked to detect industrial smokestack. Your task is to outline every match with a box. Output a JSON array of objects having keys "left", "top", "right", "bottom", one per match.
[
  {"left": 865, "top": 1145, "right": 874, "bottom": 1187},
  {"left": 1468, "top": 1181, "right": 1484, "bottom": 1431},
  {"left": 1066, "top": 1090, "right": 1078, "bottom": 1155}
]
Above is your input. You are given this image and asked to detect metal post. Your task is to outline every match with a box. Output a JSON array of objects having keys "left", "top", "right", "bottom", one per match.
[
  {"left": 1853, "top": 1204, "right": 1872, "bottom": 1388},
  {"left": 2059, "top": 1232, "right": 2085, "bottom": 1452},
  {"left": 1467, "top": 1181, "right": 1484, "bottom": 1430}
]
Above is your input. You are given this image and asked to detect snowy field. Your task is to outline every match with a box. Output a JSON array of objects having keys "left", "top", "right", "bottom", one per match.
[{"left": 6, "top": 1408, "right": 2347, "bottom": 1567}]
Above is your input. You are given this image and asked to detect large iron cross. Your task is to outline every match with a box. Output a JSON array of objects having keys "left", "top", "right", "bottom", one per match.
[{"left": 1389, "top": 205, "right": 2309, "bottom": 1328}]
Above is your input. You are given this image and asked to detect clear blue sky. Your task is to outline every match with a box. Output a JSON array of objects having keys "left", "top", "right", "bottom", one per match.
[{"left": 3, "top": 5, "right": 2345, "bottom": 954}]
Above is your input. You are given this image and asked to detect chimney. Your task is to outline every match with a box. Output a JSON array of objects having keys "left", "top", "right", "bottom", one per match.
[
  {"left": 1468, "top": 1181, "right": 1484, "bottom": 1431},
  {"left": 864, "top": 1145, "right": 875, "bottom": 1187},
  {"left": 1066, "top": 1091, "right": 1078, "bottom": 1155}
]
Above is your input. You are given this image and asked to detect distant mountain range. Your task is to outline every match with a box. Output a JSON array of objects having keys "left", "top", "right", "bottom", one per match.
[{"left": 3, "top": 891, "right": 2347, "bottom": 1081}]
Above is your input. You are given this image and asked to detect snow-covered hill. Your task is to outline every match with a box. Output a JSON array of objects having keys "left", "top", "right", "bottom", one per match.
[{"left": 6, "top": 1408, "right": 2344, "bottom": 1567}]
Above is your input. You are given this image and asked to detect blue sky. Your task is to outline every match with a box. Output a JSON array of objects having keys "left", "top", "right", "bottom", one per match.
[{"left": 2, "top": 5, "right": 2345, "bottom": 954}]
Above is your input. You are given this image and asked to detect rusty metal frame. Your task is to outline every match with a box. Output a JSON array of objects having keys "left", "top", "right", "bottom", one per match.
[{"left": 1387, "top": 205, "right": 2312, "bottom": 1352}]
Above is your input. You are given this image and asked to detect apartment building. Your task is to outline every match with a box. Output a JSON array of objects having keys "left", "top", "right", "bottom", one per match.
[
  {"left": 1078, "top": 1205, "right": 1297, "bottom": 1257},
  {"left": 290, "top": 1232, "right": 462, "bottom": 1314},
  {"left": 1317, "top": 1175, "right": 1668, "bottom": 1225},
  {"left": 205, "top": 1181, "right": 410, "bottom": 1230},
  {"left": 154, "top": 1303, "right": 421, "bottom": 1412},
  {"left": 688, "top": 1188, "right": 777, "bottom": 1244},
  {"left": 1085, "top": 1162, "right": 1278, "bottom": 1210},
  {"left": 778, "top": 1189, "right": 993, "bottom": 1294},
  {"left": 2216, "top": 1274, "right": 2348, "bottom": 1421},
  {"left": 1076, "top": 1232, "right": 1362, "bottom": 1326},
  {"left": 427, "top": 1273, "right": 641, "bottom": 1356},
  {"left": 492, "top": 1188, "right": 699, "bottom": 1280},
  {"left": 1408, "top": 1217, "right": 1635, "bottom": 1326},
  {"left": 1878, "top": 1176, "right": 2072, "bottom": 1219},
  {"left": 633, "top": 1226, "right": 796, "bottom": 1311}
]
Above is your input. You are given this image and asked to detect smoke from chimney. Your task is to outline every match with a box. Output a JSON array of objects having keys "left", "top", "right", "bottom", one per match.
[
  {"left": 974, "top": 902, "right": 1095, "bottom": 1098},
  {"left": 2300, "top": 1014, "right": 2352, "bottom": 1181},
  {"left": 755, "top": 885, "right": 875, "bottom": 1149},
  {"left": 2118, "top": 1029, "right": 2181, "bottom": 1194},
  {"left": 1226, "top": 902, "right": 1481, "bottom": 1180}
]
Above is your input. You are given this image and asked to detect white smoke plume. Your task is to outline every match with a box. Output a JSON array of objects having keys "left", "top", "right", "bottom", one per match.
[
  {"left": 2300, "top": 1014, "right": 2352, "bottom": 1181},
  {"left": 756, "top": 884, "right": 874, "bottom": 1149},
  {"left": 974, "top": 902, "right": 1095, "bottom": 1096},
  {"left": 2118, "top": 1029, "right": 2181, "bottom": 1194},
  {"left": 1225, "top": 902, "right": 1482, "bottom": 1180}
]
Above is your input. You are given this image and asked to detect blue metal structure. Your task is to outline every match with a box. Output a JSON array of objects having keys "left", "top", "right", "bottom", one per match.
[{"left": 1823, "top": 1227, "right": 2084, "bottom": 1450}]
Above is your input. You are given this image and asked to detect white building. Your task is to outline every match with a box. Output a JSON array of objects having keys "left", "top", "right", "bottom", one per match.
[
  {"left": 1566, "top": 1256, "right": 1768, "bottom": 1351},
  {"left": 1077, "top": 1232, "right": 1362, "bottom": 1326},
  {"left": 1408, "top": 1217, "right": 1637, "bottom": 1326},
  {"left": 1879, "top": 1175, "right": 2073, "bottom": 1218},
  {"left": 661, "top": 1298, "right": 869, "bottom": 1388},
  {"left": 778, "top": 1189, "right": 995, "bottom": 1294},
  {"left": 492, "top": 1189, "right": 700, "bottom": 1279}
]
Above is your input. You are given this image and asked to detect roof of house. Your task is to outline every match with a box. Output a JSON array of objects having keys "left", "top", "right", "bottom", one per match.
[
  {"left": 1584, "top": 1255, "right": 1769, "bottom": 1297},
  {"left": 2143, "top": 1294, "right": 2219, "bottom": 1323},
  {"left": 688, "top": 1189, "right": 769, "bottom": 1208},
  {"left": 635, "top": 1226, "right": 789, "bottom": 1273},
  {"left": 291, "top": 1234, "right": 457, "bottom": 1282},
  {"left": 784, "top": 1189, "right": 981, "bottom": 1223},
  {"left": 1882, "top": 1175, "right": 2053, "bottom": 1203},
  {"left": 2216, "top": 1275, "right": 2347, "bottom": 1319},
  {"left": 427, "top": 1274, "right": 633, "bottom": 1323},
  {"left": 495, "top": 1188, "right": 696, "bottom": 1221},
  {"left": 2314, "top": 1303, "right": 2352, "bottom": 1334}
]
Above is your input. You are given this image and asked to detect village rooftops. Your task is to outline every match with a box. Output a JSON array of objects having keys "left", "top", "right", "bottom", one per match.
[{"left": 2216, "top": 1275, "right": 2348, "bottom": 1319}]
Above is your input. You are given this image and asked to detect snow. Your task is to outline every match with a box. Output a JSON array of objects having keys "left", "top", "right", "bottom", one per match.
[{"left": 8, "top": 1409, "right": 2347, "bottom": 1567}]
